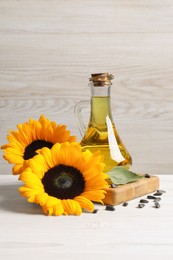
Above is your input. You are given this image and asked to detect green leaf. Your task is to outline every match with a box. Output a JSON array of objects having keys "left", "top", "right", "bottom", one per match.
[{"left": 107, "top": 166, "right": 144, "bottom": 185}]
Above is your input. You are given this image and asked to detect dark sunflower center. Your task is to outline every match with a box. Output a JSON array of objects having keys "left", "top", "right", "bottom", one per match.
[
  {"left": 24, "top": 140, "right": 53, "bottom": 160},
  {"left": 42, "top": 164, "right": 85, "bottom": 199}
]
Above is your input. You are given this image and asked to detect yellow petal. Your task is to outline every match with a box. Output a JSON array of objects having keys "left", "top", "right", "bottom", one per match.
[
  {"left": 81, "top": 190, "right": 106, "bottom": 202},
  {"left": 45, "top": 196, "right": 61, "bottom": 207},
  {"left": 3, "top": 152, "right": 23, "bottom": 164},
  {"left": 38, "top": 147, "right": 54, "bottom": 168},
  {"left": 42, "top": 203, "right": 64, "bottom": 216},
  {"left": 12, "top": 164, "right": 23, "bottom": 175},
  {"left": 53, "top": 203, "right": 64, "bottom": 216},
  {"left": 51, "top": 143, "right": 61, "bottom": 165},
  {"left": 35, "top": 192, "right": 49, "bottom": 206},
  {"left": 61, "top": 199, "right": 82, "bottom": 216},
  {"left": 19, "top": 186, "right": 39, "bottom": 200},
  {"left": 19, "top": 170, "right": 44, "bottom": 190},
  {"left": 28, "top": 155, "right": 48, "bottom": 179},
  {"left": 74, "top": 196, "right": 94, "bottom": 212}
]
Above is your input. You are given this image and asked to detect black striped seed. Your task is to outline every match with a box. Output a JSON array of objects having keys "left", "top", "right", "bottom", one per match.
[
  {"left": 139, "top": 199, "right": 149, "bottom": 203},
  {"left": 138, "top": 203, "right": 145, "bottom": 208},
  {"left": 153, "top": 192, "right": 162, "bottom": 196},
  {"left": 154, "top": 197, "right": 161, "bottom": 202},
  {"left": 157, "top": 190, "right": 166, "bottom": 193},
  {"left": 122, "top": 202, "right": 128, "bottom": 207},
  {"left": 105, "top": 205, "right": 115, "bottom": 211},
  {"left": 154, "top": 202, "right": 160, "bottom": 208},
  {"left": 93, "top": 209, "right": 99, "bottom": 214},
  {"left": 147, "top": 195, "right": 156, "bottom": 199}
]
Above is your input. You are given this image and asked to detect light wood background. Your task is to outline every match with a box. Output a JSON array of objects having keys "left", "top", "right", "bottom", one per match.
[{"left": 0, "top": 0, "right": 173, "bottom": 175}]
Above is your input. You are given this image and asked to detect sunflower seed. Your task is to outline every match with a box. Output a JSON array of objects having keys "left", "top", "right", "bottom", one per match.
[
  {"left": 154, "top": 197, "right": 161, "bottom": 202},
  {"left": 153, "top": 192, "right": 162, "bottom": 196},
  {"left": 157, "top": 190, "right": 166, "bottom": 194},
  {"left": 105, "top": 205, "right": 115, "bottom": 211},
  {"left": 154, "top": 202, "right": 160, "bottom": 208},
  {"left": 122, "top": 202, "right": 128, "bottom": 207},
  {"left": 138, "top": 203, "right": 145, "bottom": 208},
  {"left": 93, "top": 209, "right": 99, "bottom": 214},
  {"left": 147, "top": 195, "right": 156, "bottom": 199},
  {"left": 145, "top": 173, "right": 151, "bottom": 178},
  {"left": 139, "top": 199, "right": 149, "bottom": 203}
]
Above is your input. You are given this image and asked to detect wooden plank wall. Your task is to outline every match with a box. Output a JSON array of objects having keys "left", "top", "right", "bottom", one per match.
[{"left": 0, "top": 0, "right": 173, "bottom": 175}]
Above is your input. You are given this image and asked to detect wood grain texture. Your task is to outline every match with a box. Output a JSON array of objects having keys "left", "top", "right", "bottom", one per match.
[
  {"left": 103, "top": 175, "right": 159, "bottom": 205},
  {"left": 0, "top": 0, "right": 173, "bottom": 174}
]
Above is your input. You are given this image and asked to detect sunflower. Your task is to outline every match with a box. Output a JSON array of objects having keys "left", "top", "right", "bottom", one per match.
[
  {"left": 1, "top": 115, "right": 76, "bottom": 175},
  {"left": 19, "top": 142, "right": 108, "bottom": 216}
]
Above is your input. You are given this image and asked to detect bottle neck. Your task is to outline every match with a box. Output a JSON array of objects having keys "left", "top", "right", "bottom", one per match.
[
  {"left": 89, "top": 83, "right": 111, "bottom": 97},
  {"left": 89, "top": 83, "right": 113, "bottom": 128}
]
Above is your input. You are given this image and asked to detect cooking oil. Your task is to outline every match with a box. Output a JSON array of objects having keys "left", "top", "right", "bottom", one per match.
[{"left": 75, "top": 73, "right": 132, "bottom": 172}]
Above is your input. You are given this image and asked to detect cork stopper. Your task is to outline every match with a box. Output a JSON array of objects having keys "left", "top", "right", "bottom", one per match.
[{"left": 89, "top": 73, "right": 114, "bottom": 86}]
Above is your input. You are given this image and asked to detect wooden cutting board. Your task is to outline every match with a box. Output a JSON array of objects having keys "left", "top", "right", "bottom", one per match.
[{"left": 103, "top": 176, "right": 160, "bottom": 205}]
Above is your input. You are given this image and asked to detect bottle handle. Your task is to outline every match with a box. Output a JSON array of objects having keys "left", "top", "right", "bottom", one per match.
[{"left": 74, "top": 100, "right": 90, "bottom": 137}]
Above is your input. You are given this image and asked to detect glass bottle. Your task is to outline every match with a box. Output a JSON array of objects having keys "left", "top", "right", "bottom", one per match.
[{"left": 75, "top": 73, "right": 132, "bottom": 172}]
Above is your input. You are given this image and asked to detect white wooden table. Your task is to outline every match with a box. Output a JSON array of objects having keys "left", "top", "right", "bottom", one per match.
[{"left": 0, "top": 175, "right": 172, "bottom": 260}]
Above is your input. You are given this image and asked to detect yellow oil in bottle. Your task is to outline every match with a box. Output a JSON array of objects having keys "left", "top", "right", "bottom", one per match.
[{"left": 80, "top": 96, "right": 132, "bottom": 172}]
